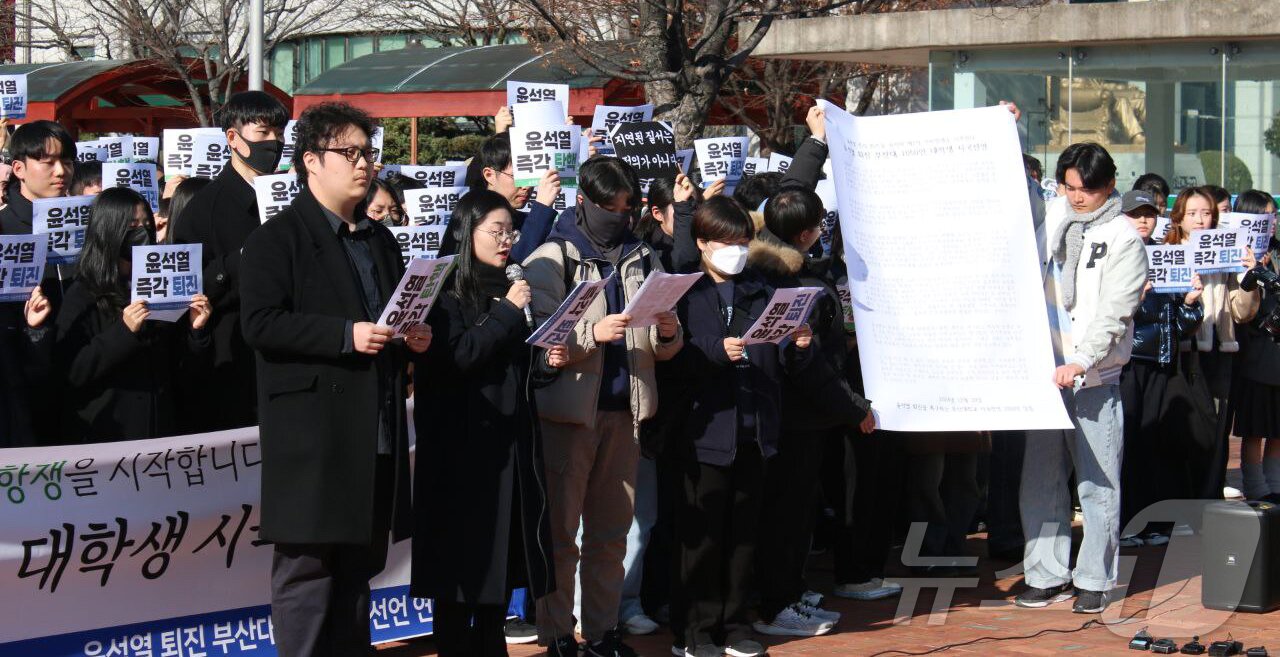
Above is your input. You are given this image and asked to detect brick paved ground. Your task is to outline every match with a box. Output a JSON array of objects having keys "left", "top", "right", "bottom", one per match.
[{"left": 380, "top": 438, "right": 1278, "bottom": 656}]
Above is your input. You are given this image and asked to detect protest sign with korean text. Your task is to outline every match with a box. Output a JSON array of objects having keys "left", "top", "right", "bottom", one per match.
[
  {"left": 1190, "top": 228, "right": 1248, "bottom": 274},
  {"left": 0, "top": 234, "right": 47, "bottom": 302},
  {"left": 1146, "top": 244, "right": 1195, "bottom": 293},
  {"left": 278, "top": 119, "right": 300, "bottom": 171},
  {"left": 507, "top": 80, "right": 569, "bottom": 109},
  {"left": 527, "top": 275, "right": 614, "bottom": 349},
  {"left": 740, "top": 287, "right": 824, "bottom": 345},
  {"left": 815, "top": 178, "right": 839, "bottom": 255},
  {"left": 163, "top": 128, "right": 223, "bottom": 177},
  {"left": 694, "top": 136, "right": 749, "bottom": 187},
  {"left": 742, "top": 157, "right": 768, "bottom": 178},
  {"left": 75, "top": 140, "right": 105, "bottom": 164},
  {"left": 32, "top": 196, "right": 95, "bottom": 265},
  {"left": 130, "top": 244, "right": 202, "bottom": 322},
  {"left": 377, "top": 256, "right": 456, "bottom": 337},
  {"left": 1218, "top": 212, "right": 1275, "bottom": 258},
  {"left": 0, "top": 73, "right": 27, "bottom": 119},
  {"left": 252, "top": 172, "right": 301, "bottom": 224},
  {"left": 103, "top": 163, "right": 161, "bottom": 213},
  {"left": 677, "top": 149, "right": 694, "bottom": 174},
  {"left": 395, "top": 165, "right": 468, "bottom": 188},
  {"left": 590, "top": 104, "right": 653, "bottom": 155},
  {"left": 1152, "top": 215, "right": 1172, "bottom": 244},
  {"left": 610, "top": 121, "right": 679, "bottom": 179},
  {"left": 404, "top": 186, "right": 466, "bottom": 226},
  {"left": 130, "top": 136, "right": 160, "bottom": 162},
  {"left": 191, "top": 133, "right": 231, "bottom": 179},
  {"left": 390, "top": 226, "right": 447, "bottom": 264},
  {"left": 621, "top": 271, "right": 703, "bottom": 328},
  {"left": 513, "top": 100, "right": 566, "bottom": 128},
  {"left": 768, "top": 152, "right": 793, "bottom": 174},
  {"left": 97, "top": 137, "right": 130, "bottom": 163},
  {"left": 511, "top": 124, "right": 580, "bottom": 187}
]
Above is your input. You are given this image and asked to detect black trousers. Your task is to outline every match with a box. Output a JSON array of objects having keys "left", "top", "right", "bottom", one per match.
[
  {"left": 673, "top": 443, "right": 764, "bottom": 649},
  {"left": 826, "top": 431, "right": 900, "bottom": 584},
  {"left": 758, "top": 427, "right": 830, "bottom": 620},
  {"left": 984, "top": 432, "right": 1026, "bottom": 556},
  {"left": 907, "top": 452, "right": 980, "bottom": 563},
  {"left": 270, "top": 456, "right": 393, "bottom": 657},
  {"left": 433, "top": 600, "right": 509, "bottom": 657}
]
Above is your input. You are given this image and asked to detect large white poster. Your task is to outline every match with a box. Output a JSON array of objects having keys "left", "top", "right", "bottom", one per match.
[{"left": 821, "top": 101, "right": 1071, "bottom": 432}]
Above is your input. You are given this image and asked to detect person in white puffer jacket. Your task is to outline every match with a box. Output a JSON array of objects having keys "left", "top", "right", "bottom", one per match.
[{"left": 1015, "top": 142, "right": 1147, "bottom": 616}]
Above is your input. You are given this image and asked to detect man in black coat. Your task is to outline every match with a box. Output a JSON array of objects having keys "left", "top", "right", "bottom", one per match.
[
  {"left": 173, "top": 90, "right": 288, "bottom": 431},
  {"left": 239, "top": 102, "right": 431, "bottom": 657}
]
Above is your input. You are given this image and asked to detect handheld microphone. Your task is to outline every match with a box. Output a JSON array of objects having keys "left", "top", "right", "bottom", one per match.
[{"left": 505, "top": 264, "right": 535, "bottom": 329}]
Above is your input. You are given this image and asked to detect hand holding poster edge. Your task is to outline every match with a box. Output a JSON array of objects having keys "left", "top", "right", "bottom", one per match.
[
  {"left": 739, "top": 286, "right": 825, "bottom": 346},
  {"left": 526, "top": 272, "right": 616, "bottom": 348},
  {"left": 376, "top": 256, "right": 457, "bottom": 338},
  {"left": 621, "top": 270, "right": 703, "bottom": 327}
]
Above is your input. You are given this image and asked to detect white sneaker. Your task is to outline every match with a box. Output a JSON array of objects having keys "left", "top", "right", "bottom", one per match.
[
  {"left": 795, "top": 601, "right": 840, "bottom": 623},
  {"left": 751, "top": 606, "right": 833, "bottom": 637},
  {"left": 832, "top": 578, "right": 903, "bottom": 601},
  {"left": 1119, "top": 534, "right": 1145, "bottom": 548},
  {"left": 1225, "top": 486, "right": 1244, "bottom": 499},
  {"left": 622, "top": 613, "right": 659, "bottom": 635}
]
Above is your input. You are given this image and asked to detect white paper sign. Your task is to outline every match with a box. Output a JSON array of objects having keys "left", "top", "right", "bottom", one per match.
[
  {"left": 1218, "top": 212, "right": 1275, "bottom": 257},
  {"left": 377, "top": 256, "right": 456, "bottom": 336},
  {"left": 75, "top": 140, "right": 105, "bottom": 164},
  {"left": 32, "top": 195, "right": 95, "bottom": 265},
  {"left": 1190, "top": 228, "right": 1249, "bottom": 274},
  {"left": 0, "top": 233, "right": 47, "bottom": 302},
  {"left": 252, "top": 172, "right": 301, "bottom": 224},
  {"left": 622, "top": 271, "right": 703, "bottom": 328},
  {"left": 507, "top": 81, "right": 570, "bottom": 109},
  {"left": 98, "top": 137, "right": 130, "bottom": 163},
  {"left": 130, "top": 244, "right": 202, "bottom": 322},
  {"left": 103, "top": 162, "right": 161, "bottom": 213},
  {"left": 815, "top": 177, "right": 839, "bottom": 256},
  {"left": 526, "top": 275, "right": 614, "bottom": 348},
  {"left": 163, "top": 128, "right": 223, "bottom": 177},
  {"left": 677, "top": 149, "right": 694, "bottom": 175},
  {"left": 0, "top": 73, "right": 28, "bottom": 119},
  {"left": 694, "top": 137, "right": 749, "bottom": 187},
  {"left": 821, "top": 100, "right": 1071, "bottom": 431},
  {"left": 548, "top": 185, "right": 578, "bottom": 213},
  {"left": 190, "top": 133, "right": 231, "bottom": 179},
  {"left": 1145, "top": 244, "right": 1195, "bottom": 293},
  {"left": 742, "top": 157, "right": 768, "bottom": 178},
  {"left": 1152, "top": 215, "right": 1172, "bottom": 244},
  {"left": 403, "top": 186, "right": 466, "bottom": 226},
  {"left": 278, "top": 119, "right": 300, "bottom": 171},
  {"left": 768, "top": 153, "right": 793, "bottom": 174},
  {"left": 740, "top": 286, "right": 823, "bottom": 345},
  {"left": 590, "top": 104, "right": 653, "bottom": 155},
  {"left": 390, "top": 225, "right": 447, "bottom": 264},
  {"left": 129, "top": 136, "right": 160, "bottom": 162},
  {"left": 511, "top": 124, "right": 580, "bottom": 188},
  {"left": 513, "top": 100, "right": 566, "bottom": 128},
  {"left": 394, "top": 165, "right": 468, "bottom": 188}
]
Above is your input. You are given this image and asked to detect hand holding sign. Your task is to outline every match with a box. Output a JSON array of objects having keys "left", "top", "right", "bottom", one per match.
[
  {"left": 354, "top": 322, "right": 394, "bottom": 354},
  {"left": 123, "top": 300, "right": 151, "bottom": 333},
  {"left": 404, "top": 323, "right": 433, "bottom": 354}
]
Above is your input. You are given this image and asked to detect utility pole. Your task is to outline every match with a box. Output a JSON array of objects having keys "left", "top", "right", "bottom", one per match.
[{"left": 248, "top": 0, "right": 264, "bottom": 90}]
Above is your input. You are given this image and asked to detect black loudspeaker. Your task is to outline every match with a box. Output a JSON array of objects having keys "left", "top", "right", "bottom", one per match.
[{"left": 1202, "top": 501, "right": 1280, "bottom": 613}]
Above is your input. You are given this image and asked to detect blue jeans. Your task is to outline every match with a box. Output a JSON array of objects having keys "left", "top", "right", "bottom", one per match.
[
  {"left": 575, "top": 456, "right": 658, "bottom": 624},
  {"left": 1020, "top": 384, "right": 1124, "bottom": 592}
]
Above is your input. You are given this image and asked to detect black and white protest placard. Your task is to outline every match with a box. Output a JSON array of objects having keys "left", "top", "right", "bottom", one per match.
[
  {"left": 252, "top": 172, "right": 301, "bottom": 224},
  {"left": 75, "top": 140, "right": 106, "bottom": 164},
  {"left": 103, "top": 163, "right": 161, "bottom": 213},
  {"left": 278, "top": 119, "right": 299, "bottom": 171},
  {"left": 0, "top": 74, "right": 27, "bottom": 119},
  {"left": 527, "top": 274, "right": 614, "bottom": 349},
  {"left": 129, "top": 136, "right": 160, "bottom": 162},
  {"left": 163, "top": 128, "right": 223, "bottom": 177},
  {"left": 1146, "top": 244, "right": 1194, "bottom": 293},
  {"left": 0, "top": 234, "right": 47, "bottom": 302},
  {"left": 390, "top": 225, "right": 448, "bottom": 264},
  {"left": 1218, "top": 212, "right": 1275, "bottom": 257},
  {"left": 741, "top": 286, "right": 824, "bottom": 345},
  {"left": 694, "top": 137, "right": 749, "bottom": 187},
  {"left": 377, "top": 256, "right": 456, "bottom": 337},
  {"left": 548, "top": 185, "right": 578, "bottom": 213},
  {"left": 768, "top": 153, "right": 793, "bottom": 174},
  {"left": 191, "top": 133, "right": 231, "bottom": 179},
  {"left": 404, "top": 186, "right": 466, "bottom": 226},
  {"left": 621, "top": 271, "right": 703, "bottom": 327},
  {"left": 508, "top": 81, "right": 569, "bottom": 108},
  {"left": 1152, "top": 216, "right": 1172, "bottom": 244},
  {"left": 511, "top": 125, "right": 580, "bottom": 188},
  {"left": 98, "top": 137, "right": 130, "bottom": 163},
  {"left": 590, "top": 104, "right": 653, "bottom": 155},
  {"left": 130, "top": 244, "right": 202, "bottom": 322},
  {"left": 815, "top": 178, "right": 839, "bottom": 255},
  {"left": 32, "top": 195, "right": 95, "bottom": 265},
  {"left": 1190, "top": 228, "right": 1248, "bottom": 274},
  {"left": 742, "top": 157, "right": 767, "bottom": 178},
  {"left": 395, "top": 165, "right": 468, "bottom": 188},
  {"left": 610, "top": 121, "right": 679, "bottom": 179}
]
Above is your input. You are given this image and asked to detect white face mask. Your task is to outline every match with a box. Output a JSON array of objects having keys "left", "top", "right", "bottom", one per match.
[{"left": 708, "top": 244, "right": 749, "bottom": 276}]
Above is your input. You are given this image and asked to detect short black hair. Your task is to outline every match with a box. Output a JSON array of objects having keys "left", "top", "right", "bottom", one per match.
[
  {"left": 1132, "top": 173, "right": 1170, "bottom": 201},
  {"left": 10, "top": 120, "right": 76, "bottom": 162},
  {"left": 1234, "top": 189, "right": 1275, "bottom": 215},
  {"left": 1022, "top": 153, "right": 1043, "bottom": 181},
  {"left": 465, "top": 132, "right": 513, "bottom": 191},
  {"left": 646, "top": 176, "right": 677, "bottom": 210},
  {"left": 1054, "top": 142, "right": 1116, "bottom": 190},
  {"left": 734, "top": 172, "right": 782, "bottom": 211},
  {"left": 578, "top": 156, "right": 642, "bottom": 221},
  {"left": 70, "top": 160, "right": 102, "bottom": 196},
  {"left": 217, "top": 90, "right": 289, "bottom": 132},
  {"left": 693, "top": 196, "right": 754, "bottom": 243},
  {"left": 291, "top": 102, "right": 377, "bottom": 185},
  {"left": 763, "top": 188, "right": 823, "bottom": 244}
]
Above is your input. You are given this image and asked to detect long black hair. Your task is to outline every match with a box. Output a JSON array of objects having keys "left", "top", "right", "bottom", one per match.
[
  {"left": 80, "top": 187, "right": 155, "bottom": 314},
  {"left": 440, "top": 189, "right": 516, "bottom": 311},
  {"left": 163, "top": 177, "right": 213, "bottom": 244}
]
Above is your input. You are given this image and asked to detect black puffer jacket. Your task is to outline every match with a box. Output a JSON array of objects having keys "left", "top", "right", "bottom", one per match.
[{"left": 1131, "top": 289, "right": 1202, "bottom": 365}]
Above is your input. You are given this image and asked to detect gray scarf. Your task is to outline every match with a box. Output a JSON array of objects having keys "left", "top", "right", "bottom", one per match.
[{"left": 1051, "top": 195, "right": 1121, "bottom": 308}]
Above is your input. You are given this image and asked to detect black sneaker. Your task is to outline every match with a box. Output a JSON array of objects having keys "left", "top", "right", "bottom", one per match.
[
  {"left": 1072, "top": 589, "right": 1110, "bottom": 614},
  {"left": 1014, "top": 583, "right": 1074, "bottom": 608},
  {"left": 504, "top": 618, "right": 537, "bottom": 645},
  {"left": 584, "top": 630, "right": 638, "bottom": 657},
  {"left": 725, "top": 639, "right": 767, "bottom": 657},
  {"left": 548, "top": 634, "right": 580, "bottom": 657}
]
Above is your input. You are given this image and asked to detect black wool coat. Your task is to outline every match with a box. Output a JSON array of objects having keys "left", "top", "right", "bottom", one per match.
[{"left": 239, "top": 187, "right": 413, "bottom": 546}]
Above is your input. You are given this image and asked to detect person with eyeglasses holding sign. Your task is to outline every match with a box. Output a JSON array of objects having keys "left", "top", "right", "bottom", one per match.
[
  {"left": 239, "top": 102, "right": 431, "bottom": 657},
  {"left": 172, "top": 90, "right": 290, "bottom": 432}
]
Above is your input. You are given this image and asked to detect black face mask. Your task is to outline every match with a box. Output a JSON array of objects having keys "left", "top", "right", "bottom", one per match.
[
  {"left": 119, "top": 227, "right": 152, "bottom": 260},
  {"left": 577, "top": 195, "right": 631, "bottom": 250},
  {"left": 235, "top": 131, "right": 284, "bottom": 174}
]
